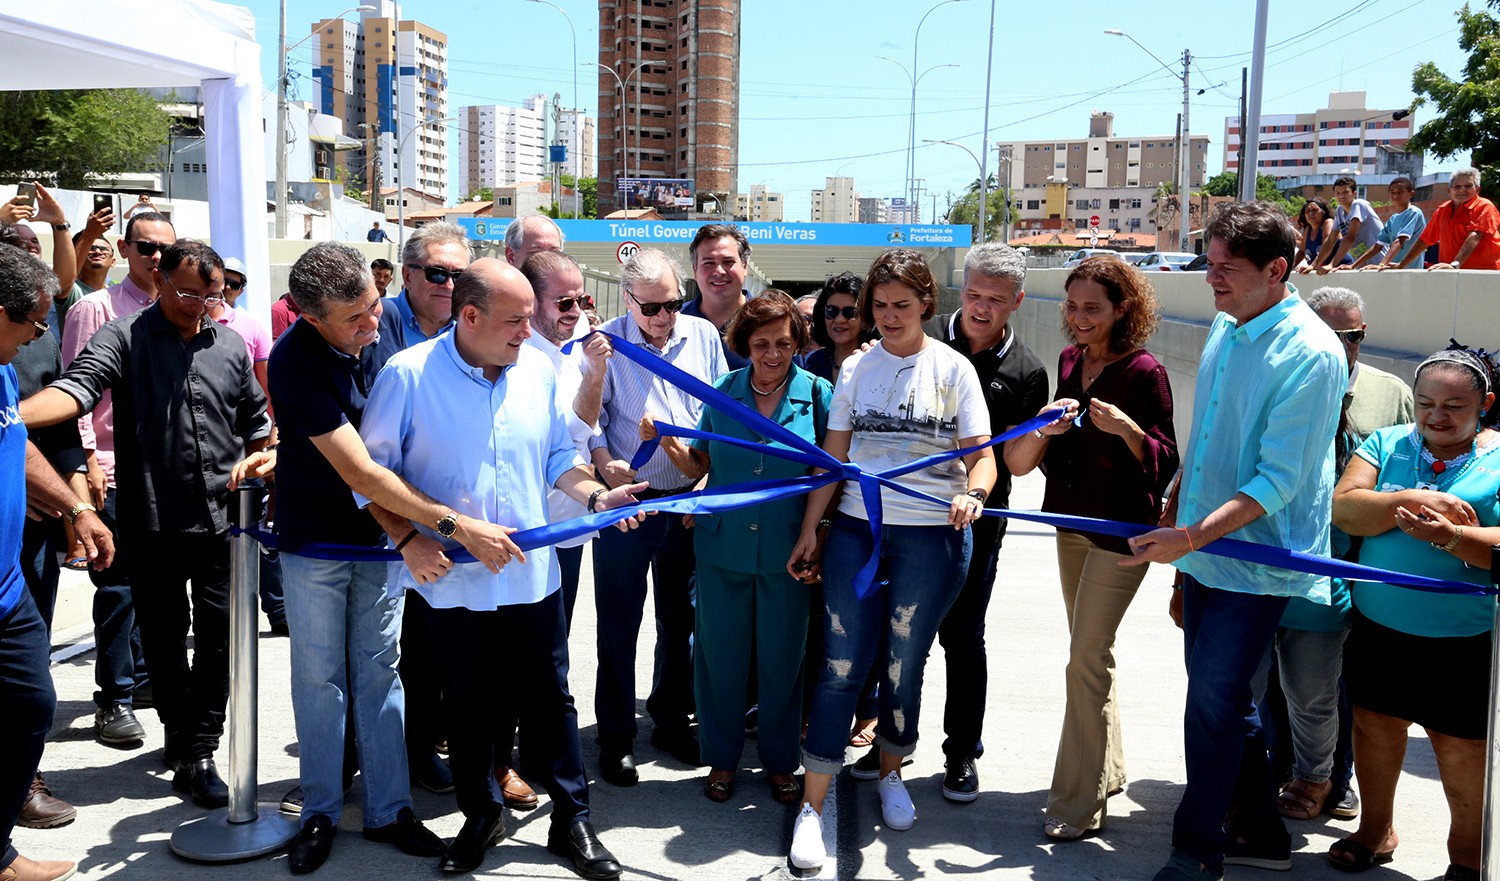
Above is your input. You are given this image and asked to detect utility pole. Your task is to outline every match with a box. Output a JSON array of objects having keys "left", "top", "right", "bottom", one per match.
[
  {"left": 1240, "top": 0, "right": 1270, "bottom": 203},
  {"left": 996, "top": 144, "right": 1013, "bottom": 245},
  {"left": 977, "top": 0, "right": 995, "bottom": 245},
  {"left": 1179, "top": 48, "right": 1192, "bottom": 253},
  {"left": 913, "top": 179, "right": 927, "bottom": 223},
  {"left": 274, "top": 0, "right": 288, "bottom": 239},
  {"left": 1238, "top": 67, "right": 1248, "bottom": 194}
]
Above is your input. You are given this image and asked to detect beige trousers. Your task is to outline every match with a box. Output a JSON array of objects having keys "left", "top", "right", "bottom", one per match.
[{"left": 1044, "top": 531, "right": 1149, "bottom": 829}]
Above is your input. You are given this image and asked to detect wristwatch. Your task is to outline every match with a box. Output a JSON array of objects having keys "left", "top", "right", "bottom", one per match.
[
  {"left": 966, "top": 488, "right": 989, "bottom": 504},
  {"left": 64, "top": 501, "right": 96, "bottom": 524},
  {"left": 435, "top": 510, "right": 460, "bottom": 538},
  {"left": 52, "top": 222, "right": 70, "bottom": 232},
  {"left": 587, "top": 487, "right": 607, "bottom": 513}
]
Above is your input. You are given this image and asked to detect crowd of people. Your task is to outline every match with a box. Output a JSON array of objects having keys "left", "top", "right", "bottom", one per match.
[{"left": 0, "top": 171, "right": 1497, "bottom": 881}]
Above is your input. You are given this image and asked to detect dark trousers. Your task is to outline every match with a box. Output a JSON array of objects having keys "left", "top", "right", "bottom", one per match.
[
  {"left": 418, "top": 590, "right": 589, "bottom": 827},
  {"left": 90, "top": 489, "right": 147, "bottom": 709},
  {"left": 19, "top": 517, "right": 61, "bottom": 631},
  {"left": 128, "top": 531, "right": 231, "bottom": 763},
  {"left": 399, "top": 594, "right": 442, "bottom": 768},
  {"left": 1174, "top": 576, "right": 1290, "bottom": 868},
  {"left": 592, "top": 514, "right": 696, "bottom": 748},
  {"left": 938, "top": 513, "right": 1005, "bottom": 760},
  {"left": 496, "top": 543, "right": 585, "bottom": 770},
  {"left": 259, "top": 547, "right": 285, "bottom": 627},
  {"left": 0, "top": 590, "right": 56, "bottom": 870}
]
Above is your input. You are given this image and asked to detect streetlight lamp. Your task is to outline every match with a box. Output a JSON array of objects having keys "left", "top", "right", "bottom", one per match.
[
  {"left": 275, "top": 3, "right": 375, "bottom": 239},
  {"left": 395, "top": 116, "right": 458, "bottom": 248},
  {"left": 923, "top": 139, "right": 986, "bottom": 243},
  {"left": 591, "top": 61, "right": 648, "bottom": 212},
  {"left": 1105, "top": 28, "right": 1194, "bottom": 252},
  {"left": 877, "top": 55, "right": 958, "bottom": 223},
  {"left": 525, "top": 1, "right": 579, "bottom": 183}
]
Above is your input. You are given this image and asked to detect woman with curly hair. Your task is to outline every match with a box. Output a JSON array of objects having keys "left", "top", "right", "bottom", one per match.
[{"left": 1006, "top": 255, "right": 1179, "bottom": 840}]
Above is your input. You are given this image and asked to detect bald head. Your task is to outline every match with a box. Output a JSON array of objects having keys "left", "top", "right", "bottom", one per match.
[{"left": 504, "top": 216, "right": 565, "bottom": 268}]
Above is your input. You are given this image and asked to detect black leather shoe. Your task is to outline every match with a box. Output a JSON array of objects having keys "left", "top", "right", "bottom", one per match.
[
  {"left": 547, "top": 819, "right": 622, "bottom": 880},
  {"left": 597, "top": 749, "right": 637, "bottom": 787},
  {"left": 288, "top": 815, "right": 336, "bottom": 874},
  {"left": 410, "top": 750, "right": 455, "bottom": 794},
  {"left": 363, "top": 807, "right": 445, "bottom": 857},
  {"left": 438, "top": 814, "right": 505, "bottom": 874},
  {"left": 648, "top": 727, "right": 703, "bottom": 767},
  {"left": 942, "top": 755, "right": 980, "bottom": 803},
  {"left": 173, "top": 758, "right": 229, "bottom": 809}
]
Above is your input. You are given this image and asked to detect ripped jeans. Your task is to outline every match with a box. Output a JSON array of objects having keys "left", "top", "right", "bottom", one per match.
[{"left": 802, "top": 513, "right": 971, "bottom": 776}]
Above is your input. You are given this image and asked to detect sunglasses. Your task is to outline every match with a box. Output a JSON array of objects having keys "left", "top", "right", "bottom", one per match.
[
  {"left": 1332, "top": 329, "right": 1367, "bottom": 344},
  {"left": 129, "top": 240, "right": 169, "bottom": 258},
  {"left": 87, "top": 244, "right": 112, "bottom": 255},
  {"left": 824, "top": 305, "right": 859, "bottom": 320},
  {"left": 224, "top": 278, "right": 245, "bottom": 292},
  {"left": 552, "top": 293, "right": 594, "bottom": 313},
  {"left": 407, "top": 263, "right": 465, "bottom": 285},
  {"left": 9, "top": 313, "right": 48, "bottom": 340},
  {"left": 628, "top": 292, "right": 685, "bottom": 317}
]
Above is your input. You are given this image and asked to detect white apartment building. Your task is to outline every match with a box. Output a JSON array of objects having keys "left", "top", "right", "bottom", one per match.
[
  {"left": 459, "top": 95, "right": 596, "bottom": 198},
  {"left": 810, "top": 176, "right": 858, "bottom": 223},
  {"left": 1223, "top": 91, "right": 1413, "bottom": 178},
  {"left": 734, "top": 184, "right": 784, "bottom": 221}
]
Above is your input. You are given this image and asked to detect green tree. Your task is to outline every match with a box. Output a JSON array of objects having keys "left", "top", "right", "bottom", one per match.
[
  {"left": 0, "top": 90, "right": 171, "bottom": 189},
  {"left": 557, "top": 175, "right": 598, "bottom": 219},
  {"left": 943, "top": 175, "right": 1013, "bottom": 242},
  {"left": 1406, "top": 1, "right": 1500, "bottom": 198},
  {"left": 1200, "top": 171, "right": 1303, "bottom": 216},
  {"left": 466, "top": 187, "right": 495, "bottom": 203}
]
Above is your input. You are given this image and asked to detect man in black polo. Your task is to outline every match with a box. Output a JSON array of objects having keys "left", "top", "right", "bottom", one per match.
[
  {"left": 919, "top": 242, "right": 1049, "bottom": 801},
  {"left": 21, "top": 241, "right": 273, "bottom": 810}
]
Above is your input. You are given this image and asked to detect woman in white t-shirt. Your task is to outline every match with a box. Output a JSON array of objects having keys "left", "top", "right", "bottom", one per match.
[{"left": 784, "top": 249, "right": 996, "bottom": 869}]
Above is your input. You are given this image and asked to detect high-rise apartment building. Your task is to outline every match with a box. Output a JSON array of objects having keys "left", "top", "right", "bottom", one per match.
[
  {"left": 810, "top": 177, "right": 858, "bottom": 223},
  {"left": 857, "top": 197, "right": 890, "bottom": 225},
  {"left": 1223, "top": 91, "right": 1413, "bottom": 178},
  {"left": 458, "top": 95, "right": 598, "bottom": 199},
  {"left": 597, "top": 0, "right": 741, "bottom": 215},
  {"left": 734, "top": 184, "right": 784, "bottom": 221},
  {"left": 311, "top": 0, "right": 450, "bottom": 202}
]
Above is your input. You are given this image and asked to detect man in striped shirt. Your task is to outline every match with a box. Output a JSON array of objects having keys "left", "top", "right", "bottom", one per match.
[{"left": 587, "top": 249, "right": 727, "bottom": 786}]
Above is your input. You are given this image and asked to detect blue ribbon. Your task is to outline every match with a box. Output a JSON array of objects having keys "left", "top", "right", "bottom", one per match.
[{"left": 243, "top": 332, "right": 1498, "bottom": 599}]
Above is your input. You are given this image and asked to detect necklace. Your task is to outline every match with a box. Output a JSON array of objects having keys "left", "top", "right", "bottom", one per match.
[
  {"left": 1412, "top": 428, "right": 1493, "bottom": 490},
  {"left": 752, "top": 372, "right": 790, "bottom": 397}
]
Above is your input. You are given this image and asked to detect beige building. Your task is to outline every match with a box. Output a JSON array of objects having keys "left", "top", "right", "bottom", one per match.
[
  {"left": 597, "top": 0, "right": 741, "bottom": 215},
  {"left": 311, "top": 0, "right": 450, "bottom": 201},
  {"left": 734, "top": 184, "right": 784, "bottom": 221},
  {"left": 810, "top": 176, "right": 858, "bottom": 223},
  {"left": 1224, "top": 91, "right": 1413, "bottom": 178}
]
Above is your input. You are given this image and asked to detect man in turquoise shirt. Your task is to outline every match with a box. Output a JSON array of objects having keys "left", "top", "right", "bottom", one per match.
[{"left": 1126, "top": 202, "right": 1347, "bottom": 881}]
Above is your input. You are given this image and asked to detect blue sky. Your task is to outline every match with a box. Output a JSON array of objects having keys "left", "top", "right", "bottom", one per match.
[{"left": 241, "top": 0, "right": 1475, "bottom": 219}]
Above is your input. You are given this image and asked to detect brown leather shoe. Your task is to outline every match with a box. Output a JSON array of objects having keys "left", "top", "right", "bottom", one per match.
[
  {"left": 0, "top": 853, "right": 78, "bottom": 881},
  {"left": 493, "top": 766, "right": 538, "bottom": 811},
  {"left": 18, "top": 774, "right": 76, "bottom": 829}
]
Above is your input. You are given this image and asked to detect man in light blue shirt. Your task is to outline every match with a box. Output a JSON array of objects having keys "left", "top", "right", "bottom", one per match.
[
  {"left": 588, "top": 248, "right": 728, "bottom": 784},
  {"left": 1126, "top": 201, "right": 1347, "bottom": 881},
  {"left": 359, "top": 258, "right": 642, "bottom": 878},
  {"left": 367, "top": 221, "right": 469, "bottom": 376}
]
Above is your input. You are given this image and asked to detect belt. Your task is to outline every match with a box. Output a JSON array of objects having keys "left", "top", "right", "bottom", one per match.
[{"left": 632, "top": 484, "right": 696, "bottom": 501}]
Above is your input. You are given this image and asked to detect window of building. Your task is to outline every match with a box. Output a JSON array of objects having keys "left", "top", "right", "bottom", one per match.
[
  {"left": 1090, "top": 198, "right": 1101, "bottom": 209},
  {"left": 1026, "top": 199, "right": 1040, "bottom": 210},
  {"left": 1108, "top": 199, "right": 1120, "bottom": 209},
  {"left": 1129, "top": 198, "right": 1142, "bottom": 209}
]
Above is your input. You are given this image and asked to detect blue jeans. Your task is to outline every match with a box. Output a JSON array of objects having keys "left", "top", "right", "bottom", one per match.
[
  {"left": 281, "top": 553, "right": 409, "bottom": 827},
  {"left": 89, "top": 488, "right": 147, "bottom": 709},
  {"left": 1174, "top": 576, "right": 1290, "bottom": 868},
  {"left": 803, "top": 514, "right": 971, "bottom": 776}
]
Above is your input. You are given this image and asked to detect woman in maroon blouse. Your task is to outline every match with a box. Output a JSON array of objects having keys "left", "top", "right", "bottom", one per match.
[{"left": 1005, "top": 255, "right": 1178, "bottom": 841}]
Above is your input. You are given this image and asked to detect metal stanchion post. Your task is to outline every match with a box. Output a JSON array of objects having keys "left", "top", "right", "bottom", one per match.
[
  {"left": 171, "top": 486, "right": 299, "bottom": 861},
  {"left": 1484, "top": 545, "right": 1500, "bottom": 880}
]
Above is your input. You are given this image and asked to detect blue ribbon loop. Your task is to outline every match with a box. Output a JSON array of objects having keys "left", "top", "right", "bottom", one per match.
[{"left": 244, "top": 332, "right": 1497, "bottom": 599}]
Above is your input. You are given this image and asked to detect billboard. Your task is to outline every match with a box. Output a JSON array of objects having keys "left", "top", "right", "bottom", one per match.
[
  {"left": 618, "top": 177, "right": 695, "bottom": 209},
  {"left": 459, "top": 218, "right": 973, "bottom": 248}
]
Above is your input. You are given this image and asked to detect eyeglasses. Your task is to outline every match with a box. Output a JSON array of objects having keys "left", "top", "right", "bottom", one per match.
[
  {"left": 129, "top": 240, "right": 169, "bottom": 258},
  {"left": 1332, "top": 329, "right": 1367, "bottom": 344},
  {"left": 8, "top": 313, "right": 47, "bottom": 340},
  {"left": 407, "top": 263, "right": 465, "bottom": 285},
  {"left": 551, "top": 293, "right": 594, "bottom": 313},
  {"left": 224, "top": 278, "right": 245, "bottom": 292},
  {"left": 824, "top": 305, "right": 858, "bottom": 320},
  {"left": 628, "top": 292, "right": 685, "bottom": 317},
  {"left": 162, "top": 278, "right": 224, "bottom": 308}
]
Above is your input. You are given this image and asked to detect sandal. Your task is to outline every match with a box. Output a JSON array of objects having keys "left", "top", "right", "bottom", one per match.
[
  {"left": 703, "top": 770, "right": 734, "bottom": 803},
  {"left": 769, "top": 773, "right": 801, "bottom": 806},
  {"left": 1043, "top": 818, "right": 1088, "bottom": 841},
  {"left": 1328, "top": 836, "right": 1395, "bottom": 873},
  {"left": 1277, "top": 778, "right": 1330, "bottom": 820},
  {"left": 64, "top": 557, "right": 91, "bottom": 571},
  {"left": 848, "top": 717, "right": 877, "bottom": 748}
]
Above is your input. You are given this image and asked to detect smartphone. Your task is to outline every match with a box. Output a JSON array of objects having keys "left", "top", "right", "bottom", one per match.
[
  {"left": 93, "top": 193, "right": 113, "bottom": 216},
  {"left": 15, "top": 182, "right": 36, "bottom": 208}
]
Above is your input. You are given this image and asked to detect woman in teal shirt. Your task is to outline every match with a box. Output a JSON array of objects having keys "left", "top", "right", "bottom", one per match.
[
  {"left": 641, "top": 291, "right": 833, "bottom": 805},
  {"left": 1329, "top": 345, "right": 1500, "bottom": 881}
]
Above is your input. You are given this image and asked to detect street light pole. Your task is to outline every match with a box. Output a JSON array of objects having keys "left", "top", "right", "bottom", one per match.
[
  {"left": 592, "top": 61, "right": 648, "bottom": 213},
  {"left": 877, "top": 56, "right": 958, "bottom": 223},
  {"left": 526, "top": 0, "right": 579, "bottom": 181},
  {"left": 908, "top": 0, "right": 969, "bottom": 222},
  {"left": 923, "top": 139, "right": 985, "bottom": 243},
  {"left": 1105, "top": 28, "right": 1193, "bottom": 252},
  {"left": 995, "top": 144, "right": 1014, "bottom": 244},
  {"left": 396, "top": 116, "right": 457, "bottom": 248},
  {"left": 978, "top": 0, "right": 996, "bottom": 244}
]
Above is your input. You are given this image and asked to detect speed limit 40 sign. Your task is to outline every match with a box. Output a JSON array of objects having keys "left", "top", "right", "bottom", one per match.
[{"left": 617, "top": 241, "right": 641, "bottom": 264}]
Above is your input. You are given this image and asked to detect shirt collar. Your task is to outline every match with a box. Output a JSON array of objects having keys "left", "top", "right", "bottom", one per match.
[
  {"left": 949, "top": 309, "right": 1011, "bottom": 355},
  {"left": 622, "top": 315, "right": 684, "bottom": 353},
  {"left": 1232, "top": 285, "right": 1299, "bottom": 343},
  {"left": 120, "top": 275, "right": 153, "bottom": 309},
  {"left": 395, "top": 289, "right": 453, "bottom": 342},
  {"left": 440, "top": 330, "right": 501, "bottom": 386},
  {"left": 725, "top": 364, "right": 816, "bottom": 408}
]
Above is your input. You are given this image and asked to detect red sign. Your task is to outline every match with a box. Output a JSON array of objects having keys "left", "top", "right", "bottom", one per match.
[
  {"left": 1089, "top": 214, "right": 1101, "bottom": 228},
  {"left": 616, "top": 241, "right": 641, "bottom": 264}
]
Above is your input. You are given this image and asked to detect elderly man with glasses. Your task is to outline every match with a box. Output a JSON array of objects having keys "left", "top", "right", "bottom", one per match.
[
  {"left": 23, "top": 240, "right": 273, "bottom": 812},
  {"left": 587, "top": 248, "right": 727, "bottom": 785}
]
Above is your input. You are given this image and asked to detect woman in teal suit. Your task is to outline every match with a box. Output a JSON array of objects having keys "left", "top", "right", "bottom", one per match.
[{"left": 640, "top": 290, "right": 833, "bottom": 805}]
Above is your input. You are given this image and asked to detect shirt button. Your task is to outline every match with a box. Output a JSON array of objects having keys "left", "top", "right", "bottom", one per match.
[
  {"left": 753, "top": 467, "right": 763, "bottom": 475},
  {"left": 748, "top": 523, "right": 759, "bottom": 532}
]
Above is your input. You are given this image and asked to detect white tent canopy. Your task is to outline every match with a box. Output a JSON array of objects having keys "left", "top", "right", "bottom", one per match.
[{"left": 0, "top": 0, "right": 271, "bottom": 319}]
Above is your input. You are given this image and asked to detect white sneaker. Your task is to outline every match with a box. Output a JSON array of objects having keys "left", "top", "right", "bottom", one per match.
[
  {"left": 789, "top": 803, "right": 826, "bottom": 869},
  {"left": 878, "top": 771, "right": 916, "bottom": 831}
]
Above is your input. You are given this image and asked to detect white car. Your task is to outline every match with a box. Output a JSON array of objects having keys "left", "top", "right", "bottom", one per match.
[
  {"left": 1061, "top": 248, "right": 1121, "bottom": 268},
  {"left": 1136, "top": 251, "right": 1198, "bottom": 271}
]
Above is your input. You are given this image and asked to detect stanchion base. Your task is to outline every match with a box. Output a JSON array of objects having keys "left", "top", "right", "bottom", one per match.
[{"left": 170, "top": 805, "right": 300, "bottom": 862}]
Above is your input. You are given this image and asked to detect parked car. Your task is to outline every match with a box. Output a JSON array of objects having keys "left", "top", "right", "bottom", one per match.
[
  {"left": 1062, "top": 248, "right": 1122, "bottom": 268},
  {"left": 1136, "top": 251, "right": 1198, "bottom": 271},
  {"left": 1183, "top": 253, "right": 1209, "bottom": 272}
]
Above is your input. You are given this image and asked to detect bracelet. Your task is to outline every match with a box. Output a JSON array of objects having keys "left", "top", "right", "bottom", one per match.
[
  {"left": 1033, "top": 428, "right": 1047, "bottom": 440},
  {"left": 393, "top": 529, "right": 419, "bottom": 552},
  {"left": 52, "top": 222, "right": 69, "bottom": 231},
  {"left": 587, "top": 487, "right": 608, "bottom": 513},
  {"left": 1434, "top": 525, "right": 1464, "bottom": 552},
  {"left": 817, "top": 518, "right": 832, "bottom": 530},
  {"left": 1178, "top": 527, "right": 1195, "bottom": 552}
]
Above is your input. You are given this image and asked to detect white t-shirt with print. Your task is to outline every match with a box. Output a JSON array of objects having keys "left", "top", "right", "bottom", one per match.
[{"left": 830, "top": 339, "right": 992, "bottom": 526}]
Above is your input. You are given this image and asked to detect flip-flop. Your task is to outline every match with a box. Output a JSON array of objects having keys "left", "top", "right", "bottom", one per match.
[
  {"left": 64, "top": 557, "right": 91, "bottom": 571},
  {"left": 1328, "top": 836, "right": 1395, "bottom": 872}
]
